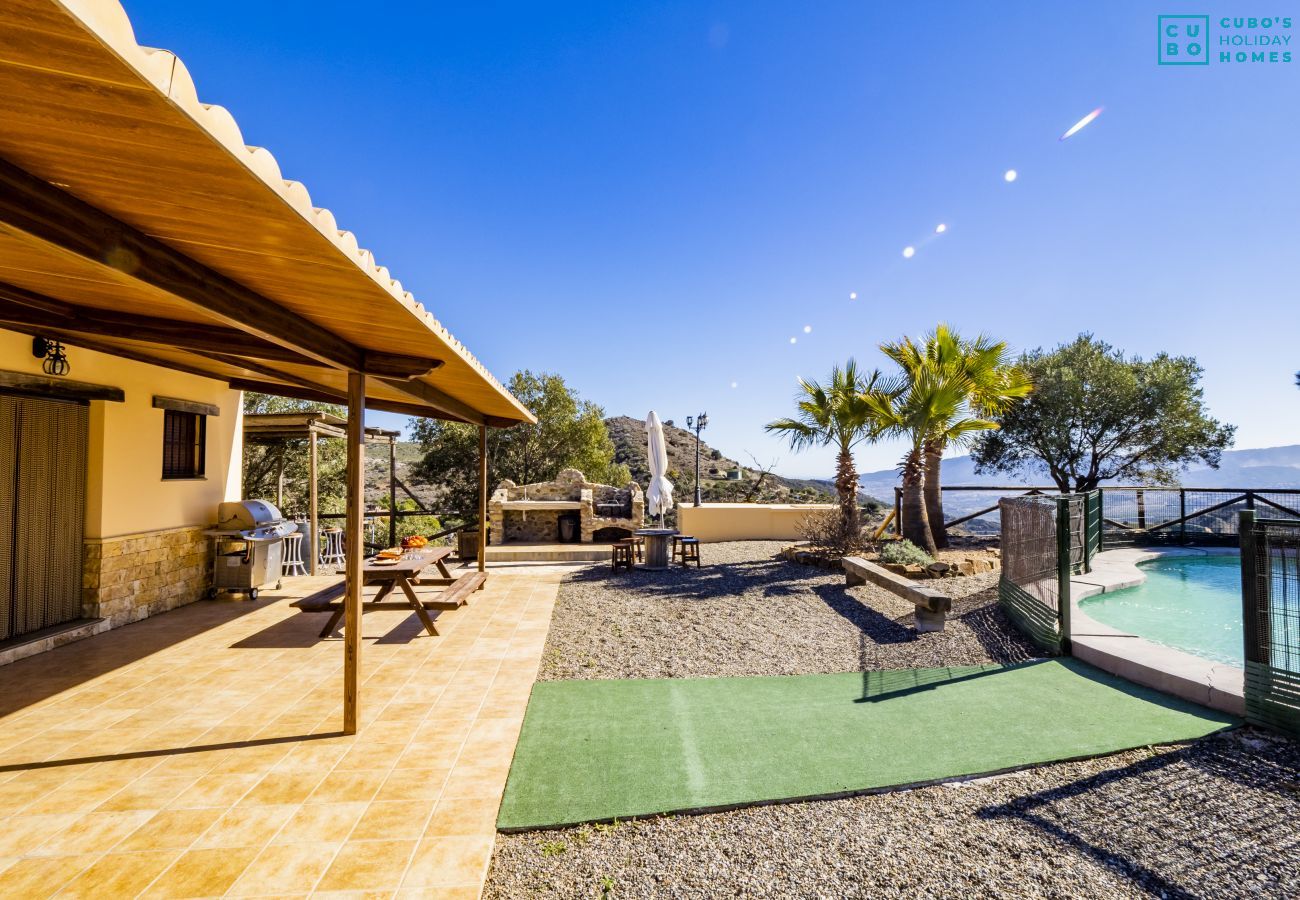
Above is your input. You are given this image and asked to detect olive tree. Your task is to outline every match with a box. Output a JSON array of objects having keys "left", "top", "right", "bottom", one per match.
[{"left": 971, "top": 335, "right": 1234, "bottom": 492}]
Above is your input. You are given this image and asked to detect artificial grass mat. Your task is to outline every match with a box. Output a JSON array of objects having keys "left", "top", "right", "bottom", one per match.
[{"left": 498, "top": 658, "right": 1238, "bottom": 830}]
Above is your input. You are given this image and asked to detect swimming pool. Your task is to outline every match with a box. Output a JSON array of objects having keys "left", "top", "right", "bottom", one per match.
[{"left": 1079, "top": 555, "right": 1242, "bottom": 666}]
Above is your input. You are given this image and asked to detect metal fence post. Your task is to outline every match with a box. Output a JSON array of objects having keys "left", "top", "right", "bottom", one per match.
[
  {"left": 1097, "top": 489, "right": 1104, "bottom": 553},
  {"left": 1179, "top": 488, "right": 1187, "bottom": 545},
  {"left": 1056, "top": 498, "right": 1073, "bottom": 655}
]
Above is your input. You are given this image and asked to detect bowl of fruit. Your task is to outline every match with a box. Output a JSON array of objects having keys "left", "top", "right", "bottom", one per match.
[{"left": 400, "top": 535, "right": 428, "bottom": 551}]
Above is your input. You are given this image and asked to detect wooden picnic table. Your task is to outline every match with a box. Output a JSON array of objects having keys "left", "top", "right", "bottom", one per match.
[{"left": 296, "top": 546, "right": 485, "bottom": 638}]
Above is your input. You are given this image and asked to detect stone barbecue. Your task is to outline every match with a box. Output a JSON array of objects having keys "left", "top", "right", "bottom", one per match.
[{"left": 489, "top": 468, "right": 644, "bottom": 544}]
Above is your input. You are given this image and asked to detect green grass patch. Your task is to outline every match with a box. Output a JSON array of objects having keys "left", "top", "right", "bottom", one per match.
[{"left": 498, "top": 659, "right": 1237, "bottom": 830}]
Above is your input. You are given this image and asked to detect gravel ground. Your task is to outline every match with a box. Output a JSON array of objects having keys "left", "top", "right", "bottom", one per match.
[
  {"left": 488, "top": 542, "right": 1300, "bottom": 899},
  {"left": 486, "top": 728, "right": 1300, "bottom": 899},
  {"left": 538, "top": 541, "right": 1040, "bottom": 681}
]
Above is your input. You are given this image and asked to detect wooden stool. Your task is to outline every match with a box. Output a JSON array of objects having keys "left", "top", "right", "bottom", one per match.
[
  {"left": 281, "top": 531, "right": 308, "bottom": 577},
  {"left": 628, "top": 535, "right": 645, "bottom": 562},
  {"left": 672, "top": 534, "right": 696, "bottom": 563},
  {"left": 679, "top": 538, "right": 701, "bottom": 567},
  {"left": 612, "top": 540, "right": 635, "bottom": 572}
]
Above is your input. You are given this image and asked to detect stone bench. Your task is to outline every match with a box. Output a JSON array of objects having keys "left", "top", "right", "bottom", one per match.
[{"left": 842, "top": 556, "right": 953, "bottom": 633}]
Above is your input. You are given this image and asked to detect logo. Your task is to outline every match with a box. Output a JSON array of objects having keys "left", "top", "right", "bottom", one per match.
[
  {"left": 1158, "top": 15, "right": 1294, "bottom": 65},
  {"left": 1159, "top": 15, "right": 1210, "bottom": 64}
]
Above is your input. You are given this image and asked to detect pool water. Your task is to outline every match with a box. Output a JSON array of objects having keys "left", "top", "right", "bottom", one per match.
[{"left": 1080, "top": 556, "right": 1242, "bottom": 666}]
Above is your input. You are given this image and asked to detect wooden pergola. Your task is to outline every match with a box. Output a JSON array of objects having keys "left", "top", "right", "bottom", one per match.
[
  {"left": 0, "top": 0, "right": 533, "bottom": 734},
  {"left": 244, "top": 411, "right": 418, "bottom": 571}
]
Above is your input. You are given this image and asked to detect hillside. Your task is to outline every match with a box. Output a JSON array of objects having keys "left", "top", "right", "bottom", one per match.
[
  {"left": 360, "top": 421, "right": 836, "bottom": 513},
  {"left": 858, "top": 445, "right": 1300, "bottom": 529},
  {"left": 605, "top": 416, "right": 833, "bottom": 504}
]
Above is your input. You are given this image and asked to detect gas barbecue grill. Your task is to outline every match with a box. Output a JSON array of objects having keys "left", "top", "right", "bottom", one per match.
[{"left": 205, "top": 500, "right": 295, "bottom": 600}]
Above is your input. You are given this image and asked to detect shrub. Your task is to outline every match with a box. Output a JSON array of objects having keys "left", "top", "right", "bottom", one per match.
[
  {"left": 797, "top": 508, "right": 871, "bottom": 555},
  {"left": 878, "top": 539, "right": 933, "bottom": 567}
]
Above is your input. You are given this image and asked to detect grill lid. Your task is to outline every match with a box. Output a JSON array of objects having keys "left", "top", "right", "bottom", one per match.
[{"left": 214, "top": 500, "right": 292, "bottom": 541}]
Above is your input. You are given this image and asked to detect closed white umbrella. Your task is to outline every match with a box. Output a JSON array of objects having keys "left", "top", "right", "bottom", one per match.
[{"left": 645, "top": 411, "right": 673, "bottom": 526}]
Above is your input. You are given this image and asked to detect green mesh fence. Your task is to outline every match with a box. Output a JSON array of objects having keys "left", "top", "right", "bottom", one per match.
[
  {"left": 1241, "top": 513, "right": 1300, "bottom": 737},
  {"left": 998, "top": 492, "right": 1098, "bottom": 655},
  {"left": 999, "top": 496, "right": 1066, "bottom": 654}
]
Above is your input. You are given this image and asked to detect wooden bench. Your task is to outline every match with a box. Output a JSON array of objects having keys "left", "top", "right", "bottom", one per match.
[
  {"left": 842, "top": 556, "right": 952, "bottom": 633},
  {"left": 293, "top": 571, "right": 487, "bottom": 638}
]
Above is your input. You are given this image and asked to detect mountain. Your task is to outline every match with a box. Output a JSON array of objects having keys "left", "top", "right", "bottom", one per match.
[
  {"left": 604, "top": 416, "right": 833, "bottom": 503},
  {"left": 361, "top": 420, "right": 837, "bottom": 512},
  {"left": 857, "top": 445, "right": 1300, "bottom": 525}
]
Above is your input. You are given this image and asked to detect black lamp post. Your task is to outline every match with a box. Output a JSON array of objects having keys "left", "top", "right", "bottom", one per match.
[{"left": 686, "top": 412, "right": 708, "bottom": 507}]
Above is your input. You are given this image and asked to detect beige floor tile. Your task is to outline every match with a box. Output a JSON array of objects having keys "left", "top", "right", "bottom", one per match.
[
  {"left": 192, "top": 803, "right": 297, "bottom": 849},
  {"left": 401, "top": 835, "right": 494, "bottom": 889},
  {"left": 95, "top": 774, "right": 198, "bottom": 812},
  {"left": 316, "top": 839, "right": 417, "bottom": 892},
  {"left": 226, "top": 841, "right": 341, "bottom": 896},
  {"left": 58, "top": 849, "right": 181, "bottom": 899},
  {"left": 0, "top": 853, "right": 95, "bottom": 896},
  {"left": 425, "top": 798, "right": 500, "bottom": 838},
  {"left": 117, "top": 807, "right": 225, "bottom": 852},
  {"left": 373, "top": 768, "right": 452, "bottom": 804},
  {"left": 240, "top": 771, "right": 327, "bottom": 806},
  {"left": 307, "top": 770, "right": 387, "bottom": 804},
  {"left": 273, "top": 801, "right": 369, "bottom": 844},
  {"left": 169, "top": 773, "right": 261, "bottom": 809},
  {"left": 142, "top": 845, "right": 259, "bottom": 897},
  {"left": 0, "top": 813, "right": 79, "bottom": 856},
  {"left": 350, "top": 800, "right": 436, "bottom": 842},
  {"left": 32, "top": 808, "right": 155, "bottom": 856}
]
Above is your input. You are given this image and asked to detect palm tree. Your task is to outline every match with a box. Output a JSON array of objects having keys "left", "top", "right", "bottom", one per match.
[
  {"left": 766, "top": 360, "right": 882, "bottom": 539},
  {"left": 861, "top": 367, "right": 976, "bottom": 554},
  {"left": 881, "top": 325, "right": 1032, "bottom": 549}
]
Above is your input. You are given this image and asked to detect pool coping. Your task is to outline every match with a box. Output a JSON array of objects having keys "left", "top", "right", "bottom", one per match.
[{"left": 1069, "top": 547, "right": 1245, "bottom": 717}]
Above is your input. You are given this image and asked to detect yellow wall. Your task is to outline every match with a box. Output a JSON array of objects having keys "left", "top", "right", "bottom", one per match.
[
  {"left": 1, "top": 330, "right": 242, "bottom": 539},
  {"left": 677, "top": 503, "right": 837, "bottom": 542}
]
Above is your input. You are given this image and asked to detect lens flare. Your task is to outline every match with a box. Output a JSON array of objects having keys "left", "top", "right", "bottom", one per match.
[
  {"left": 1004, "top": 169, "right": 1018, "bottom": 182},
  {"left": 803, "top": 325, "right": 812, "bottom": 333},
  {"left": 730, "top": 381, "right": 738, "bottom": 388},
  {"left": 902, "top": 246, "right": 915, "bottom": 258},
  {"left": 849, "top": 292, "right": 857, "bottom": 300},
  {"left": 1060, "top": 107, "right": 1104, "bottom": 141},
  {"left": 789, "top": 336, "right": 797, "bottom": 344},
  {"left": 935, "top": 223, "right": 947, "bottom": 234}
]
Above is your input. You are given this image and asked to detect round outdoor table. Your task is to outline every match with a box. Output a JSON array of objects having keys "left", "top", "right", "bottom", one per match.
[{"left": 635, "top": 528, "right": 677, "bottom": 570}]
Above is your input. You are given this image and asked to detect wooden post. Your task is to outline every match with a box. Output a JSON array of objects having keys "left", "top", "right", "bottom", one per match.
[
  {"left": 275, "top": 456, "right": 286, "bottom": 511},
  {"left": 1055, "top": 498, "right": 1073, "bottom": 655},
  {"left": 344, "top": 372, "right": 366, "bottom": 736},
  {"left": 308, "top": 431, "right": 319, "bottom": 576},
  {"left": 893, "top": 487, "right": 902, "bottom": 537},
  {"left": 478, "top": 425, "right": 488, "bottom": 573},
  {"left": 388, "top": 439, "right": 398, "bottom": 548}
]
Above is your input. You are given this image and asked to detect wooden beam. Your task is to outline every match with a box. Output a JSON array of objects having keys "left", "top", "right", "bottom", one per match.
[
  {"left": 0, "top": 156, "right": 364, "bottom": 371},
  {"left": 152, "top": 396, "right": 220, "bottom": 417},
  {"left": 343, "top": 371, "right": 365, "bottom": 735},
  {"left": 0, "top": 369, "right": 124, "bottom": 402},
  {"left": 0, "top": 322, "right": 227, "bottom": 383},
  {"left": 227, "top": 377, "right": 470, "bottom": 422},
  {"left": 0, "top": 285, "right": 311, "bottom": 364},
  {"left": 478, "top": 425, "right": 488, "bottom": 573},
  {"left": 378, "top": 376, "right": 485, "bottom": 425}
]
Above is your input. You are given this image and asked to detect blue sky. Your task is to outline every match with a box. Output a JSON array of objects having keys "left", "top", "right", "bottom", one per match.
[{"left": 123, "top": 1, "right": 1300, "bottom": 478}]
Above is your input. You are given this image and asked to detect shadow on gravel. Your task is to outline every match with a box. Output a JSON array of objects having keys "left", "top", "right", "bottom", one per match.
[
  {"left": 567, "top": 556, "right": 829, "bottom": 603},
  {"left": 809, "top": 583, "right": 913, "bottom": 644},
  {"left": 976, "top": 732, "right": 1300, "bottom": 898}
]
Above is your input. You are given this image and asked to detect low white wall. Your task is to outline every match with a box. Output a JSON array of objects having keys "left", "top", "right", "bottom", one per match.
[{"left": 677, "top": 503, "right": 835, "bottom": 542}]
